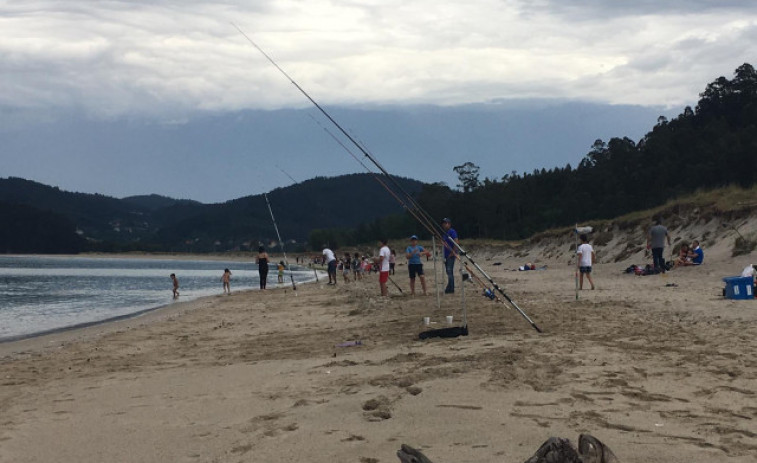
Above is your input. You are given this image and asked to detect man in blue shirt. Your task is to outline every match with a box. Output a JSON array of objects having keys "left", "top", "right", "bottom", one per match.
[
  {"left": 405, "top": 235, "right": 431, "bottom": 296},
  {"left": 690, "top": 240, "right": 704, "bottom": 265},
  {"left": 441, "top": 218, "right": 459, "bottom": 294}
]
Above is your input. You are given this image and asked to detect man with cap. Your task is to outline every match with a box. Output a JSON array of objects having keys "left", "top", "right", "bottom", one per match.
[
  {"left": 406, "top": 235, "right": 430, "bottom": 296},
  {"left": 441, "top": 218, "right": 459, "bottom": 293}
]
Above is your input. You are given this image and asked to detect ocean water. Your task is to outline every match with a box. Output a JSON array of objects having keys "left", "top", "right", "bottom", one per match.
[{"left": 0, "top": 255, "right": 315, "bottom": 341}]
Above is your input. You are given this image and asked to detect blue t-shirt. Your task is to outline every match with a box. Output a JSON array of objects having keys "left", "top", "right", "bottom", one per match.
[
  {"left": 692, "top": 247, "right": 704, "bottom": 264},
  {"left": 443, "top": 228, "right": 458, "bottom": 258},
  {"left": 406, "top": 245, "right": 425, "bottom": 265}
]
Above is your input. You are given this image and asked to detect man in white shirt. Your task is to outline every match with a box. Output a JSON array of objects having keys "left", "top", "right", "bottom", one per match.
[
  {"left": 576, "top": 234, "right": 596, "bottom": 290},
  {"left": 378, "top": 238, "right": 391, "bottom": 296},
  {"left": 322, "top": 245, "right": 337, "bottom": 285}
]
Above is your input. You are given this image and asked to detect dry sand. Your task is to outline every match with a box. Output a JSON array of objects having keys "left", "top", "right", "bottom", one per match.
[{"left": 1, "top": 225, "right": 756, "bottom": 463}]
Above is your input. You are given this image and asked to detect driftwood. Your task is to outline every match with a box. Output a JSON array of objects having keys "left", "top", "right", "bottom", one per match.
[{"left": 397, "top": 434, "right": 618, "bottom": 463}]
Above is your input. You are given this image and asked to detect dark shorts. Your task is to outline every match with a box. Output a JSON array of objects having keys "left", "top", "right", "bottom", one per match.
[
  {"left": 327, "top": 260, "right": 337, "bottom": 274},
  {"left": 579, "top": 266, "right": 592, "bottom": 274},
  {"left": 408, "top": 263, "right": 424, "bottom": 279}
]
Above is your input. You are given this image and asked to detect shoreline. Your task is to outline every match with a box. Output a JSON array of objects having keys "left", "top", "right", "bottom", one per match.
[{"left": 0, "top": 254, "right": 324, "bottom": 345}]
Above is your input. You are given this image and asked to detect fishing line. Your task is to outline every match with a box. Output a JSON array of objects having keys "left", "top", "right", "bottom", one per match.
[
  {"left": 233, "top": 24, "right": 542, "bottom": 333},
  {"left": 264, "top": 193, "right": 297, "bottom": 292}
]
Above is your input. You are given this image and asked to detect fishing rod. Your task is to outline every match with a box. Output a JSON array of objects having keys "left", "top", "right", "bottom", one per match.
[
  {"left": 276, "top": 164, "right": 299, "bottom": 184},
  {"left": 264, "top": 193, "right": 297, "bottom": 292},
  {"left": 234, "top": 25, "right": 542, "bottom": 333}
]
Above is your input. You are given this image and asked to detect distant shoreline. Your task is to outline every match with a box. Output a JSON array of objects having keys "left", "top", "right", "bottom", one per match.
[{"left": 0, "top": 255, "right": 324, "bottom": 350}]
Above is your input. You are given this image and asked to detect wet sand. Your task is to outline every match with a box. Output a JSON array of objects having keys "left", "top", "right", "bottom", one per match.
[{"left": 1, "top": 241, "right": 756, "bottom": 462}]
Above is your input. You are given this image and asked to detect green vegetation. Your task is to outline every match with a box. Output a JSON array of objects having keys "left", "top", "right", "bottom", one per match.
[
  {"left": 411, "top": 63, "right": 757, "bottom": 241},
  {"left": 0, "top": 174, "right": 423, "bottom": 253},
  {"left": 0, "top": 201, "right": 84, "bottom": 253}
]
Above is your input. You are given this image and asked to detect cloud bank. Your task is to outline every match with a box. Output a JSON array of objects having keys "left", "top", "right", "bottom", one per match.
[{"left": 2, "top": 0, "right": 756, "bottom": 121}]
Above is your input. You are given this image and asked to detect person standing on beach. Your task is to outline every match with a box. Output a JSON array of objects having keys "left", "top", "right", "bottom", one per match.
[
  {"left": 257, "top": 246, "right": 269, "bottom": 290},
  {"left": 441, "top": 218, "right": 459, "bottom": 294},
  {"left": 221, "top": 268, "right": 232, "bottom": 294},
  {"left": 406, "top": 235, "right": 430, "bottom": 296},
  {"left": 342, "top": 252, "right": 352, "bottom": 283},
  {"left": 647, "top": 219, "right": 671, "bottom": 273},
  {"left": 389, "top": 249, "right": 396, "bottom": 275},
  {"left": 378, "top": 238, "right": 391, "bottom": 296},
  {"left": 353, "top": 252, "right": 362, "bottom": 281},
  {"left": 277, "top": 261, "right": 285, "bottom": 284},
  {"left": 170, "top": 273, "right": 179, "bottom": 298},
  {"left": 323, "top": 245, "right": 337, "bottom": 285},
  {"left": 576, "top": 234, "right": 596, "bottom": 290}
]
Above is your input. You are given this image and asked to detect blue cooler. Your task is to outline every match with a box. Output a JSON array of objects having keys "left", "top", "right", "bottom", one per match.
[{"left": 722, "top": 276, "right": 754, "bottom": 300}]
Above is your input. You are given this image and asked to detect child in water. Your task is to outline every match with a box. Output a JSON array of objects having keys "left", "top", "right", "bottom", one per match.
[
  {"left": 221, "top": 268, "right": 232, "bottom": 294},
  {"left": 170, "top": 273, "right": 179, "bottom": 298},
  {"left": 277, "top": 261, "right": 285, "bottom": 284}
]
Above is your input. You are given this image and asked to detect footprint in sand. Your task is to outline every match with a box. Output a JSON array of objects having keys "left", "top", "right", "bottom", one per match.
[{"left": 362, "top": 396, "right": 393, "bottom": 421}]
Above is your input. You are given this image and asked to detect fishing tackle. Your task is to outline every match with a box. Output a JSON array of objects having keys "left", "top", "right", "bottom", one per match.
[
  {"left": 264, "top": 193, "right": 297, "bottom": 291},
  {"left": 233, "top": 24, "right": 542, "bottom": 333}
]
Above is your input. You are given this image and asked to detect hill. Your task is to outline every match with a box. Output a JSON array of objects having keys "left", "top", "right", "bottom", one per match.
[
  {"left": 121, "top": 194, "right": 202, "bottom": 211},
  {"left": 0, "top": 174, "right": 425, "bottom": 253}
]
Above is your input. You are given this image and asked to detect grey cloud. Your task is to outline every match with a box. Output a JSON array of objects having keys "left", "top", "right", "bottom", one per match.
[{"left": 523, "top": 0, "right": 757, "bottom": 20}]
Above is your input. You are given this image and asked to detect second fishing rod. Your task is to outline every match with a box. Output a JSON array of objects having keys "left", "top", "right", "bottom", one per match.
[{"left": 234, "top": 25, "right": 542, "bottom": 333}]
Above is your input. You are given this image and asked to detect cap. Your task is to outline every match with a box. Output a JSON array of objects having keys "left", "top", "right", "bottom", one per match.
[
  {"left": 441, "top": 217, "right": 451, "bottom": 224},
  {"left": 410, "top": 235, "right": 418, "bottom": 240}
]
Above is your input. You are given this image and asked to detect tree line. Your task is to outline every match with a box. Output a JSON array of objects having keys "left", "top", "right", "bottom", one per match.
[{"left": 318, "top": 63, "right": 757, "bottom": 245}]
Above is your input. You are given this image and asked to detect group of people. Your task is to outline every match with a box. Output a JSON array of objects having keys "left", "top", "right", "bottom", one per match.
[
  {"left": 647, "top": 219, "right": 704, "bottom": 272},
  {"left": 673, "top": 240, "right": 705, "bottom": 268},
  {"left": 321, "top": 217, "right": 460, "bottom": 297},
  {"left": 169, "top": 245, "right": 292, "bottom": 298}
]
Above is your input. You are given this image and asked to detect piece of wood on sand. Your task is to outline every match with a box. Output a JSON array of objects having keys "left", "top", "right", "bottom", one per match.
[{"left": 396, "top": 433, "right": 619, "bottom": 463}]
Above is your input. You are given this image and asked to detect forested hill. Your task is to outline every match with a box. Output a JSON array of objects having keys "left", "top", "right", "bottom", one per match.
[
  {"left": 0, "top": 174, "right": 424, "bottom": 253},
  {"left": 411, "top": 63, "right": 757, "bottom": 241}
]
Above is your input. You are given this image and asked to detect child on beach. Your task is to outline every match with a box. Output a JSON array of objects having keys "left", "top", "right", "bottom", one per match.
[
  {"left": 277, "top": 261, "right": 285, "bottom": 284},
  {"left": 221, "top": 268, "right": 232, "bottom": 294},
  {"left": 170, "top": 273, "right": 179, "bottom": 298},
  {"left": 576, "top": 234, "right": 596, "bottom": 290},
  {"left": 353, "top": 252, "right": 362, "bottom": 281},
  {"left": 342, "top": 253, "right": 351, "bottom": 283}
]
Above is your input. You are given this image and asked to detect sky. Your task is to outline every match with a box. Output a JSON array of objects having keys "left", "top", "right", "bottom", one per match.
[{"left": 2, "top": 1, "right": 756, "bottom": 203}]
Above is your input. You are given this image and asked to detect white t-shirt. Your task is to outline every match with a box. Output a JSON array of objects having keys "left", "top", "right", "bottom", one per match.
[
  {"left": 577, "top": 243, "right": 594, "bottom": 267},
  {"left": 741, "top": 264, "right": 756, "bottom": 278},
  {"left": 322, "top": 248, "right": 335, "bottom": 263},
  {"left": 379, "top": 245, "right": 391, "bottom": 272}
]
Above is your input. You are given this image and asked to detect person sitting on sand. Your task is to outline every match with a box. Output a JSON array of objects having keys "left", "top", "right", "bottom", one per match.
[
  {"left": 170, "top": 273, "right": 179, "bottom": 298},
  {"left": 678, "top": 240, "right": 704, "bottom": 266},
  {"left": 674, "top": 243, "right": 691, "bottom": 268}
]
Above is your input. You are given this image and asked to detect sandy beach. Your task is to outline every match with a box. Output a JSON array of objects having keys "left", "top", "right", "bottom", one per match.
[{"left": 1, "top": 225, "right": 756, "bottom": 462}]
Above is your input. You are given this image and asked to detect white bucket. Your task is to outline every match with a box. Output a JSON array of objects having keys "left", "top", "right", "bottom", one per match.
[
  {"left": 423, "top": 317, "right": 430, "bottom": 325},
  {"left": 446, "top": 315, "right": 453, "bottom": 324}
]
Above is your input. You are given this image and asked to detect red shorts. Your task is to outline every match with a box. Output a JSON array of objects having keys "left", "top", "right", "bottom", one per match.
[{"left": 379, "top": 271, "right": 389, "bottom": 283}]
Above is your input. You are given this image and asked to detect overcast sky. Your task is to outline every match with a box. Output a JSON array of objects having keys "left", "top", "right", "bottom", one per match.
[{"left": 2, "top": 1, "right": 756, "bottom": 202}]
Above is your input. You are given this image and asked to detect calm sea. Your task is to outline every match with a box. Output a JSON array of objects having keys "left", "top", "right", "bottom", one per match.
[{"left": 0, "top": 255, "right": 315, "bottom": 341}]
